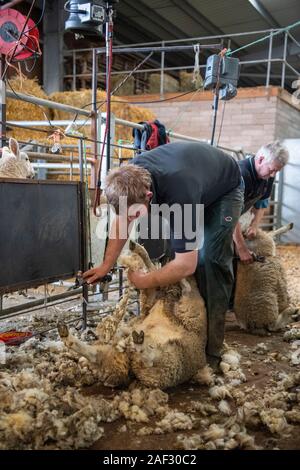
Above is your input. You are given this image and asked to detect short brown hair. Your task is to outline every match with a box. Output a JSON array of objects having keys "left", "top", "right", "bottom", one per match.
[{"left": 105, "top": 164, "right": 152, "bottom": 213}]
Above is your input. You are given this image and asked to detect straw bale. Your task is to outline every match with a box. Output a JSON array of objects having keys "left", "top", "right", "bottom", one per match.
[
  {"left": 179, "top": 72, "right": 200, "bottom": 91},
  {"left": 6, "top": 78, "right": 51, "bottom": 144},
  {"left": 111, "top": 75, "right": 135, "bottom": 96},
  {"left": 148, "top": 73, "right": 179, "bottom": 94},
  {"left": 50, "top": 88, "right": 156, "bottom": 159},
  {"left": 5, "top": 79, "right": 158, "bottom": 181}
]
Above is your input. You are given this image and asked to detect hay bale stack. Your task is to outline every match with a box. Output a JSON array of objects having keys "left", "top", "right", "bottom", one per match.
[
  {"left": 5, "top": 79, "right": 157, "bottom": 182},
  {"left": 179, "top": 72, "right": 204, "bottom": 92},
  {"left": 6, "top": 78, "right": 50, "bottom": 144},
  {"left": 50, "top": 89, "right": 156, "bottom": 159},
  {"left": 111, "top": 75, "right": 135, "bottom": 96},
  {"left": 179, "top": 72, "right": 194, "bottom": 91},
  {"left": 148, "top": 73, "right": 179, "bottom": 94}
]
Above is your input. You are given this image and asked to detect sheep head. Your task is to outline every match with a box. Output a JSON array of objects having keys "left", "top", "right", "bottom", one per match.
[
  {"left": 239, "top": 210, "right": 275, "bottom": 257},
  {"left": 244, "top": 229, "right": 276, "bottom": 257},
  {"left": 0, "top": 138, "right": 35, "bottom": 179}
]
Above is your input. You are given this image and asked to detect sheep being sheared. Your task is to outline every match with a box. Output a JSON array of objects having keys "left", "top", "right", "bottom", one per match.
[
  {"left": 58, "top": 241, "right": 208, "bottom": 390},
  {"left": 234, "top": 220, "right": 298, "bottom": 335},
  {"left": 0, "top": 138, "right": 35, "bottom": 179}
]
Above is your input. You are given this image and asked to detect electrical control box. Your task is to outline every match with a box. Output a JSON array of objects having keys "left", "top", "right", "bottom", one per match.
[{"left": 204, "top": 54, "right": 240, "bottom": 90}]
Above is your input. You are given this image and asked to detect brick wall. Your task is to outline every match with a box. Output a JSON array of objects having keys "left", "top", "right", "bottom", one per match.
[{"left": 125, "top": 87, "right": 300, "bottom": 154}]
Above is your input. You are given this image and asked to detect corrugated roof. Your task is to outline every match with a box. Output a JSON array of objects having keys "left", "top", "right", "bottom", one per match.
[{"left": 113, "top": 0, "right": 300, "bottom": 89}]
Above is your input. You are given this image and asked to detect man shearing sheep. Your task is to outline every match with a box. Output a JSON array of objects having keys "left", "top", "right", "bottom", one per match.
[
  {"left": 83, "top": 141, "right": 244, "bottom": 370},
  {"left": 234, "top": 141, "right": 289, "bottom": 264}
]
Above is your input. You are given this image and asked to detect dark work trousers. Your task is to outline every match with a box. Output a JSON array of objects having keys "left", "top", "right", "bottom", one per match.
[{"left": 195, "top": 183, "right": 244, "bottom": 361}]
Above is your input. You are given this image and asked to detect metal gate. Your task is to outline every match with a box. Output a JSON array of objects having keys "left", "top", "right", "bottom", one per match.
[{"left": 0, "top": 179, "right": 82, "bottom": 294}]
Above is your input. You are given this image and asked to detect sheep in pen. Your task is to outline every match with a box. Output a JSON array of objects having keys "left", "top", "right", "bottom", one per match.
[
  {"left": 0, "top": 138, "right": 35, "bottom": 179},
  {"left": 234, "top": 219, "right": 299, "bottom": 335},
  {"left": 58, "top": 241, "right": 210, "bottom": 390}
]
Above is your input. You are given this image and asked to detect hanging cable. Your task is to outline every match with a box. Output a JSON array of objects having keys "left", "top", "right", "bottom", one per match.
[
  {"left": 210, "top": 47, "right": 227, "bottom": 146},
  {"left": 1, "top": 0, "right": 38, "bottom": 80},
  {"left": 167, "top": 86, "right": 203, "bottom": 134},
  {"left": 217, "top": 100, "right": 227, "bottom": 146},
  {"left": 227, "top": 19, "right": 300, "bottom": 56}
]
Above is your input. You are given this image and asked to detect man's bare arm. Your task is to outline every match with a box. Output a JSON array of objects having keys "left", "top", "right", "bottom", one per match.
[
  {"left": 233, "top": 221, "right": 253, "bottom": 264},
  {"left": 246, "top": 208, "right": 265, "bottom": 239}
]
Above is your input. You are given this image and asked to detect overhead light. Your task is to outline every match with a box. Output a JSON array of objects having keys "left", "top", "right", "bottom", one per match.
[{"left": 64, "top": 1, "right": 118, "bottom": 36}]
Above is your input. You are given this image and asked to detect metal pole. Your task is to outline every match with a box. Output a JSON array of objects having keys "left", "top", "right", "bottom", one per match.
[
  {"left": 70, "top": 148, "right": 74, "bottom": 180},
  {"left": 67, "top": 28, "right": 279, "bottom": 52},
  {"left": 0, "top": 61, "right": 6, "bottom": 147},
  {"left": 266, "top": 31, "right": 273, "bottom": 87},
  {"left": 26, "top": 151, "right": 94, "bottom": 164},
  {"left": 6, "top": 90, "right": 91, "bottom": 116},
  {"left": 281, "top": 32, "right": 288, "bottom": 89},
  {"left": 73, "top": 50, "right": 76, "bottom": 91},
  {"left": 105, "top": 5, "right": 113, "bottom": 175},
  {"left": 276, "top": 169, "right": 284, "bottom": 231},
  {"left": 97, "top": 43, "right": 222, "bottom": 54},
  {"left": 160, "top": 41, "right": 165, "bottom": 99},
  {"left": 210, "top": 92, "right": 219, "bottom": 146},
  {"left": 91, "top": 48, "right": 98, "bottom": 189},
  {"left": 0, "top": 288, "right": 83, "bottom": 317},
  {"left": 78, "top": 138, "right": 88, "bottom": 328},
  {"left": 64, "top": 58, "right": 283, "bottom": 78}
]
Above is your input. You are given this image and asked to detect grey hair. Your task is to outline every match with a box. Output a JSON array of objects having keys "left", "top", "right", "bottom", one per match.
[{"left": 255, "top": 141, "right": 289, "bottom": 166}]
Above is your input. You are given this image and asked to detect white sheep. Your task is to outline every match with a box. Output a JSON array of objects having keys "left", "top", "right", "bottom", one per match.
[
  {"left": 0, "top": 138, "right": 35, "bottom": 179},
  {"left": 234, "top": 222, "right": 298, "bottom": 335},
  {"left": 58, "top": 240, "right": 208, "bottom": 390}
]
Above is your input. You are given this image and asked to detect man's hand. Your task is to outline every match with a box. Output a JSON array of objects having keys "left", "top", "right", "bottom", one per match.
[
  {"left": 245, "top": 224, "right": 258, "bottom": 240},
  {"left": 238, "top": 247, "right": 254, "bottom": 264},
  {"left": 83, "top": 264, "right": 109, "bottom": 284},
  {"left": 127, "top": 270, "right": 147, "bottom": 289}
]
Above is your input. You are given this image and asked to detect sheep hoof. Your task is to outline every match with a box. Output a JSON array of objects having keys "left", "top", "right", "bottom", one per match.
[
  {"left": 57, "top": 321, "right": 69, "bottom": 338},
  {"left": 132, "top": 329, "right": 144, "bottom": 344}
]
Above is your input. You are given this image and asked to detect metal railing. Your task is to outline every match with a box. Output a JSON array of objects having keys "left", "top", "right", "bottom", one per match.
[{"left": 64, "top": 27, "right": 300, "bottom": 95}]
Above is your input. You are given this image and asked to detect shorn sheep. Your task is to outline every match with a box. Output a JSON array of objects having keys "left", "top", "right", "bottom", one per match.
[
  {"left": 0, "top": 138, "right": 35, "bottom": 179},
  {"left": 58, "top": 241, "right": 208, "bottom": 390},
  {"left": 234, "top": 220, "right": 298, "bottom": 335}
]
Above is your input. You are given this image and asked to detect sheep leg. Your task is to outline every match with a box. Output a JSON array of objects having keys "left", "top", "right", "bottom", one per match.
[
  {"left": 58, "top": 322, "right": 130, "bottom": 386},
  {"left": 273, "top": 306, "right": 299, "bottom": 330},
  {"left": 129, "top": 240, "right": 155, "bottom": 271},
  {"left": 58, "top": 321, "right": 99, "bottom": 363},
  {"left": 270, "top": 223, "right": 293, "bottom": 238}
]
